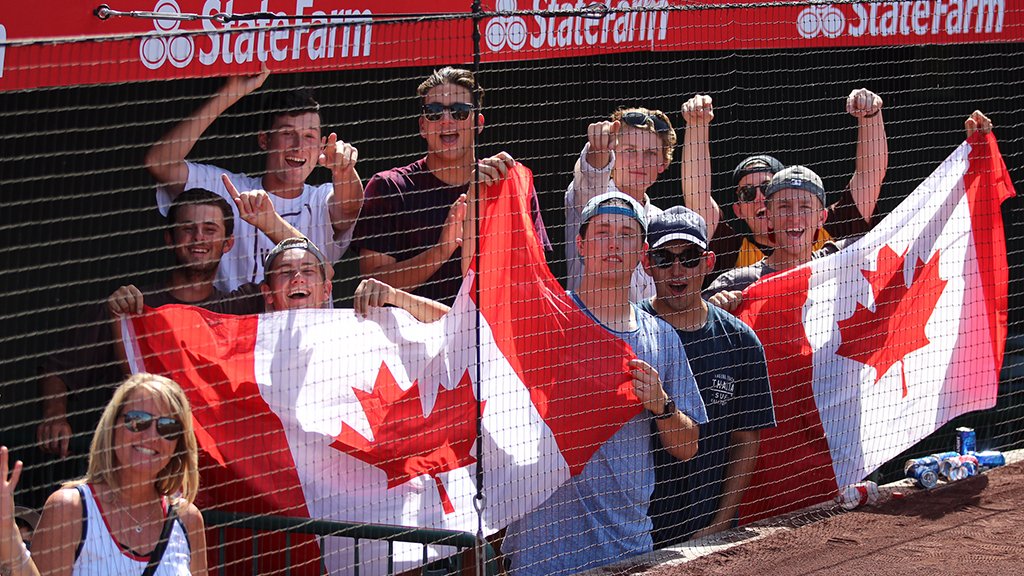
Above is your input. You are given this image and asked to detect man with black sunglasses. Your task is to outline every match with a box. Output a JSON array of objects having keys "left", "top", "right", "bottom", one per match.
[
  {"left": 354, "top": 66, "right": 550, "bottom": 305},
  {"left": 565, "top": 107, "right": 677, "bottom": 301},
  {"left": 639, "top": 206, "right": 775, "bottom": 548},
  {"left": 679, "top": 89, "right": 887, "bottom": 283}
]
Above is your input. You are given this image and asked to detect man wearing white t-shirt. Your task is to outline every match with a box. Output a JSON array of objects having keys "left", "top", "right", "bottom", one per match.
[
  {"left": 144, "top": 68, "right": 364, "bottom": 292},
  {"left": 564, "top": 107, "right": 677, "bottom": 302}
]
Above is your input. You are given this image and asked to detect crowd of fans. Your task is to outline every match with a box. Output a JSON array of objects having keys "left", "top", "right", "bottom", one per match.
[{"left": 2, "top": 64, "right": 995, "bottom": 576}]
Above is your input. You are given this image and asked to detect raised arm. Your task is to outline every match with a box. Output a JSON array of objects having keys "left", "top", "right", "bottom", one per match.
[
  {"left": 680, "top": 94, "right": 719, "bottom": 236},
  {"left": 358, "top": 194, "right": 467, "bottom": 293},
  {"left": 846, "top": 88, "right": 888, "bottom": 223},
  {"left": 223, "top": 174, "right": 336, "bottom": 280},
  {"left": 144, "top": 68, "right": 270, "bottom": 196},
  {"left": 1, "top": 447, "right": 42, "bottom": 576},
  {"left": 354, "top": 278, "right": 451, "bottom": 324},
  {"left": 319, "top": 133, "right": 364, "bottom": 237},
  {"left": 570, "top": 120, "right": 619, "bottom": 212},
  {"left": 965, "top": 110, "right": 993, "bottom": 138}
]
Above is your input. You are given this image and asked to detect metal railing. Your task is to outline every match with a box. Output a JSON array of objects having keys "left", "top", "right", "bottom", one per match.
[{"left": 202, "top": 510, "right": 499, "bottom": 576}]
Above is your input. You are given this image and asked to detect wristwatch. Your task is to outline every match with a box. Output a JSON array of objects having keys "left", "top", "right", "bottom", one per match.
[{"left": 653, "top": 399, "right": 676, "bottom": 420}]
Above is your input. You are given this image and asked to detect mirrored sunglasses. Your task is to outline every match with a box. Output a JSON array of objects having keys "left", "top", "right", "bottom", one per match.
[
  {"left": 621, "top": 111, "right": 671, "bottom": 133},
  {"left": 122, "top": 410, "right": 183, "bottom": 442},
  {"left": 421, "top": 102, "right": 474, "bottom": 122},
  {"left": 649, "top": 248, "right": 705, "bottom": 269},
  {"left": 736, "top": 181, "right": 772, "bottom": 203}
]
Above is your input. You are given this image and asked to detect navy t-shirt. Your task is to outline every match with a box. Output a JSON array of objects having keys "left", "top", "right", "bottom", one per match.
[{"left": 640, "top": 300, "right": 776, "bottom": 547}]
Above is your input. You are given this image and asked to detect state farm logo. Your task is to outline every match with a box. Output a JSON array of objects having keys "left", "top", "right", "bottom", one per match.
[
  {"left": 485, "top": 0, "right": 528, "bottom": 51},
  {"left": 484, "top": 0, "right": 669, "bottom": 53},
  {"left": 796, "top": 4, "right": 845, "bottom": 39},
  {"left": 796, "top": 1, "right": 1005, "bottom": 39},
  {"left": 140, "top": 0, "right": 195, "bottom": 69}
]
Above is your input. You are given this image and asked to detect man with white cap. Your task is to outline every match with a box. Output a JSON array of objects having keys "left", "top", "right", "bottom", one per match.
[
  {"left": 639, "top": 206, "right": 775, "bottom": 546},
  {"left": 503, "top": 191, "right": 707, "bottom": 575}
]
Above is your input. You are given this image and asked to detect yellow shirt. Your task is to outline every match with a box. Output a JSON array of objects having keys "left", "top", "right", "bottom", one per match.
[{"left": 735, "top": 229, "right": 835, "bottom": 268}]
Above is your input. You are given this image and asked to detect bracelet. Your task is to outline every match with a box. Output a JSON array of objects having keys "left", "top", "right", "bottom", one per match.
[
  {"left": 864, "top": 109, "right": 881, "bottom": 118},
  {"left": 0, "top": 542, "right": 31, "bottom": 576}
]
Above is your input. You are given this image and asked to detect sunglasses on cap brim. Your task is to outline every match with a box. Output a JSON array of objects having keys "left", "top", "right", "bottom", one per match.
[
  {"left": 421, "top": 102, "right": 474, "bottom": 122},
  {"left": 620, "top": 111, "right": 671, "bottom": 133}
]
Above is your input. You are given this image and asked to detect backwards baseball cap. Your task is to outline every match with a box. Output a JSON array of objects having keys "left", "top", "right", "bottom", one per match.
[
  {"left": 732, "top": 155, "right": 785, "bottom": 185},
  {"left": 764, "top": 165, "right": 826, "bottom": 206},
  {"left": 648, "top": 206, "right": 708, "bottom": 250},
  {"left": 263, "top": 237, "right": 329, "bottom": 279},
  {"left": 580, "top": 191, "right": 648, "bottom": 235}
]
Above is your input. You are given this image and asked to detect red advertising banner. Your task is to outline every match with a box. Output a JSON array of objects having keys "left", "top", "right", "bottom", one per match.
[{"left": 1, "top": 0, "right": 1022, "bottom": 91}]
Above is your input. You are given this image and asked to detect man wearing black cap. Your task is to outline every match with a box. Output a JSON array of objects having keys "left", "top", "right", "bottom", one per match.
[
  {"left": 679, "top": 90, "right": 887, "bottom": 280},
  {"left": 640, "top": 206, "right": 776, "bottom": 547},
  {"left": 703, "top": 165, "right": 833, "bottom": 310}
]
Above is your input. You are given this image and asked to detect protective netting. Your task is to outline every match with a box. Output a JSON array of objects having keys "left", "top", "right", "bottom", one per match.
[{"left": 1, "top": 2, "right": 1023, "bottom": 575}]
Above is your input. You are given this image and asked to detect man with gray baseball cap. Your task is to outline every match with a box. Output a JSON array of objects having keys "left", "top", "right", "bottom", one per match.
[
  {"left": 678, "top": 89, "right": 887, "bottom": 280},
  {"left": 640, "top": 206, "right": 776, "bottom": 546},
  {"left": 503, "top": 192, "right": 707, "bottom": 575},
  {"left": 703, "top": 165, "right": 836, "bottom": 311}
]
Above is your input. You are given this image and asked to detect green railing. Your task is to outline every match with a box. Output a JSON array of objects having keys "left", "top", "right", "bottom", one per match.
[{"left": 202, "top": 510, "right": 499, "bottom": 576}]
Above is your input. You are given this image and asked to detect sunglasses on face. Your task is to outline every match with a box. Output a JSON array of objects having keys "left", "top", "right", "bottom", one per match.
[
  {"left": 421, "top": 102, "right": 474, "bottom": 122},
  {"left": 736, "top": 181, "right": 772, "bottom": 203},
  {"left": 620, "top": 111, "right": 671, "bottom": 133},
  {"left": 648, "top": 248, "right": 705, "bottom": 269},
  {"left": 122, "top": 410, "right": 183, "bottom": 442}
]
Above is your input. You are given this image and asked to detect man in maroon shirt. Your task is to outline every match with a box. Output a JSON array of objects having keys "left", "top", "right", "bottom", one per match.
[{"left": 353, "top": 67, "right": 550, "bottom": 305}]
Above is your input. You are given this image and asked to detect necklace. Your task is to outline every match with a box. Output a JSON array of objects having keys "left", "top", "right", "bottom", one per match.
[{"left": 121, "top": 501, "right": 159, "bottom": 534}]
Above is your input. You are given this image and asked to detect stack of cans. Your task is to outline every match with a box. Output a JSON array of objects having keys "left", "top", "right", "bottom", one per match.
[
  {"left": 903, "top": 427, "right": 1007, "bottom": 489},
  {"left": 939, "top": 454, "right": 979, "bottom": 481}
]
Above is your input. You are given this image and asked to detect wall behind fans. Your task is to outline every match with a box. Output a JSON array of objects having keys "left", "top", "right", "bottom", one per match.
[{"left": 1, "top": 43, "right": 1022, "bottom": 503}]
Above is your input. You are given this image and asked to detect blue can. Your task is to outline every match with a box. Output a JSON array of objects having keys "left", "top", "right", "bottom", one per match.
[
  {"left": 956, "top": 427, "right": 976, "bottom": 454},
  {"left": 933, "top": 451, "right": 960, "bottom": 462},
  {"left": 906, "top": 463, "right": 939, "bottom": 488},
  {"left": 972, "top": 450, "right": 1006, "bottom": 468},
  {"left": 904, "top": 456, "right": 941, "bottom": 474},
  {"left": 960, "top": 461, "right": 978, "bottom": 478}
]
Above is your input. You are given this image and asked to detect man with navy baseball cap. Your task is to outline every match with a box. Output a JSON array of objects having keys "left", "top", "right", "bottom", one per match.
[{"left": 640, "top": 206, "right": 776, "bottom": 546}]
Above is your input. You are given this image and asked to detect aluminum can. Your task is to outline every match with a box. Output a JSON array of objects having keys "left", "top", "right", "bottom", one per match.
[
  {"left": 837, "top": 481, "right": 879, "bottom": 510},
  {"left": 904, "top": 456, "right": 941, "bottom": 475},
  {"left": 933, "top": 451, "right": 960, "bottom": 461},
  {"left": 972, "top": 450, "right": 1006, "bottom": 468},
  {"left": 956, "top": 427, "right": 977, "bottom": 454},
  {"left": 960, "top": 461, "right": 978, "bottom": 478},
  {"left": 905, "top": 463, "right": 939, "bottom": 489}
]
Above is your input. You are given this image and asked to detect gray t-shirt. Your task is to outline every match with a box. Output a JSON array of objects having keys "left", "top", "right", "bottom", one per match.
[{"left": 503, "top": 293, "right": 707, "bottom": 575}]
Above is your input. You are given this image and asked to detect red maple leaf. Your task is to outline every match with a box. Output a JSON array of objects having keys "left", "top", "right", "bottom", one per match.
[
  {"left": 330, "top": 362, "right": 483, "bottom": 514},
  {"left": 836, "top": 245, "right": 947, "bottom": 397}
]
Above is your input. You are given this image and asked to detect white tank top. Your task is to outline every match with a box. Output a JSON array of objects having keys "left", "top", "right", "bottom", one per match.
[{"left": 72, "top": 485, "right": 192, "bottom": 576}]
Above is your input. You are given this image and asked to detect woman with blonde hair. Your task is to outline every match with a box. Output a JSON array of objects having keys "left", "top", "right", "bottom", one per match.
[{"left": 2, "top": 373, "right": 207, "bottom": 576}]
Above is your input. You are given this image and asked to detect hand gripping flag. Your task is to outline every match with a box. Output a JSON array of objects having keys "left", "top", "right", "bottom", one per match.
[
  {"left": 123, "top": 163, "right": 644, "bottom": 574},
  {"left": 734, "top": 132, "right": 1015, "bottom": 524}
]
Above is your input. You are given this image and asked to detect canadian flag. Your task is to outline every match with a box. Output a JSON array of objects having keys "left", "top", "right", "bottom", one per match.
[
  {"left": 123, "top": 164, "right": 645, "bottom": 574},
  {"left": 736, "top": 132, "right": 1015, "bottom": 523}
]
